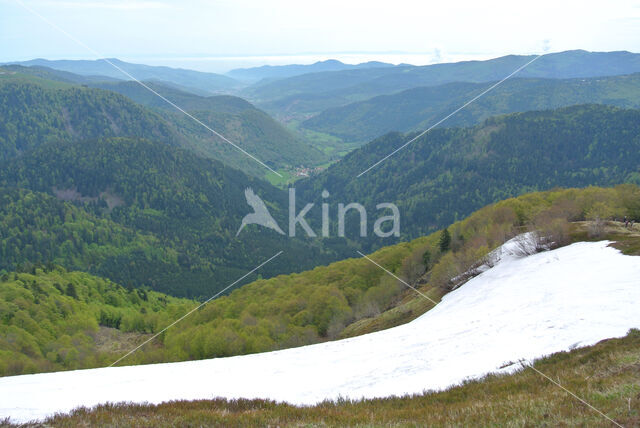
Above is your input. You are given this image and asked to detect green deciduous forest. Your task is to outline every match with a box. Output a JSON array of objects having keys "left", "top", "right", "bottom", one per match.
[{"left": 0, "top": 265, "right": 193, "bottom": 376}]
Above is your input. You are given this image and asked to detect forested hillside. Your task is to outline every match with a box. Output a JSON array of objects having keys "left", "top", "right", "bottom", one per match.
[
  {"left": 0, "top": 187, "right": 177, "bottom": 280},
  {"left": 2, "top": 185, "right": 638, "bottom": 376},
  {"left": 303, "top": 73, "right": 640, "bottom": 142},
  {"left": 90, "top": 80, "right": 327, "bottom": 176},
  {"left": 0, "top": 76, "right": 176, "bottom": 161},
  {"left": 298, "top": 105, "right": 640, "bottom": 244},
  {"left": 0, "top": 265, "right": 194, "bottom": 376},
  {"left": 0, "top": 137, "right": 346, "bottom": 298},
  {"left": 0, "top": 69, "right": 326, "bottom": 178}
]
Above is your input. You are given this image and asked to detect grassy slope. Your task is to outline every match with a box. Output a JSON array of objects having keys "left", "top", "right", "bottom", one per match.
[{"left": 15, "top": 329, "right": 640, "bottom": 427}]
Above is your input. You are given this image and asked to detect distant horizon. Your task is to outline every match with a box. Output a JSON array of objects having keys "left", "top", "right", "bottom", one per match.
[
  {"left": 6, "top": 48, "right": 638, "bottom": 75},
  {"left": 2, "top": 51, "right": 522, "bottom": 74}
]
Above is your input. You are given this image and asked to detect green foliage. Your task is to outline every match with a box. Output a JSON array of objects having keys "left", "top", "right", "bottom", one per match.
[
  {"left": 0, "top": 187, "right": 179, "bottom": 285},
  {"left": 0, "top": 266, "right": 193, "bottom": 376},
  {"left": 0, "top": 81, "right": 175, "bottom": 162}
]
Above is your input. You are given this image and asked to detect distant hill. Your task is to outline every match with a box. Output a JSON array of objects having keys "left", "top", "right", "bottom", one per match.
[
  {"left": 0, "top": 64, "right": 120, "bottom": 85},
  {"left": 303, "top": 73, "right": 640, "bottom": 142},
  {"left": 297, "top": 104, "right": 640, "bottom": 245},
  {"left": 245, "top": 50, "right": 640, "bottom": 118},
  {"left": 4, "top": 58, "right": 242, "bottom": 94},
  {"left": 227, "top": 59, "right": 394, "bottom": 82},
  {"left": 90, "top": 80, "right": 327, "bottom": 175}
]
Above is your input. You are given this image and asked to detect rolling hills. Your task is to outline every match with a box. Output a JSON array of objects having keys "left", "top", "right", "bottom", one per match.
[
  {"left": 245, "top": 50, "right": 640, "bottom": 119},
  {"left": 4, "top": 58, "right": 241, "bottom": 94},
  {"left": 303, "top": 73, "right": 640, "bottom": 142},
  {"left": 0, "top": 73, "right": 176, "bottom": 161},
  {"left": 227, "top": 59, "right": 394, "bottom": 82}
]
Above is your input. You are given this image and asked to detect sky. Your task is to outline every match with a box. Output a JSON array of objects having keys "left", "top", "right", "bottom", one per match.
[{"left": 1, "top": 0, "right": 639, "bottom": 73}]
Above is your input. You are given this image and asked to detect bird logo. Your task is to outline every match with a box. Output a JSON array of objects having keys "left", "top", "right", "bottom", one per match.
[{"left": 236, "top": 188, "right": 285, "bottom": 237}]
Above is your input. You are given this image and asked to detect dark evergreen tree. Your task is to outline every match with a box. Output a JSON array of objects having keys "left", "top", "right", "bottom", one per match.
[{"left": 439, "top": 229, "right": 451, "bottom": 253}]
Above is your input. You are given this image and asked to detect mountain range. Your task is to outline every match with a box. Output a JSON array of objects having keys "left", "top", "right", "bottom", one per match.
[
  {"left": 227, "top": 59, "right": 394, "bottom": 82},
  {"left": 3, "top": 58, "right": 241, "bottom": 94},
  {"left": 243, "top": 50, "right": 640, "bottom": 119}
]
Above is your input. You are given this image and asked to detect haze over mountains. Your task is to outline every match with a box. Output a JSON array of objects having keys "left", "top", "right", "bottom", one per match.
[
  {"left": 4, "top": 58, "right": 241, "bottom": 94},
  {"left": 226, "top": 59, "right": 395, "bottom": 82},
  {"left": 240, "top": 50, "right": 640, "bottom": 119}
]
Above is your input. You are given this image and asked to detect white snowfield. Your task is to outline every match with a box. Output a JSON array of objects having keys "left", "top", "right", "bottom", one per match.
[{"left": 1, "top": 239, "right": 640, "bottom": 423}]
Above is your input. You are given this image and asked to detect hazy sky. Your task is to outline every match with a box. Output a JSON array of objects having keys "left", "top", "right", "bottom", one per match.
[{"left": 2, "top": 0, "right": 639, "bottom": 72}]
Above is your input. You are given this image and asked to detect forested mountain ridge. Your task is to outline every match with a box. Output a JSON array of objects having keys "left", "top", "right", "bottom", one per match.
[
  {"left": 0, "top": 78, "right": 176, "bottom": 161},
  {"left": 0, "top": 64, "right": 121, "bottom": 85},
  {"left": 297, "top": 104, "right": 640, "bottom": 244},
  {"left": 0, "top": 69, "right": 326, "bottom": 177},
  {"left": 303, "top": 73, "right": 640, "bottom": 142},
  {"left": 89, "top": 80, "right": 327, "bottom": 176}
]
